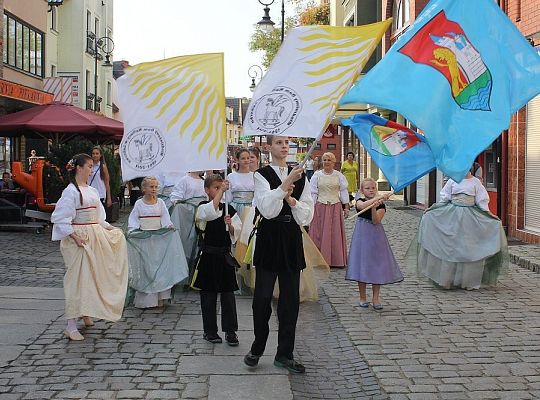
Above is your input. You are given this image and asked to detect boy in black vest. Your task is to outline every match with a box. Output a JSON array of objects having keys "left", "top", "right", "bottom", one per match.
[
  {"left": 244, "top": 136, "right": 314, "bottom": 373},
  {"left": 192, "top": 175, "right": 241, "bottom": 346}
]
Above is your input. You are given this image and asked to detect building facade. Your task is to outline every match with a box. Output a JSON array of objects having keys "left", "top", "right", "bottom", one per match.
[
  {"left": 225, "top": 97, "right": 244, "bottom": 146},
  {"left": 504, "top": 0, "right": 540, "bottom": 243},
  {"left": 1, "top": 0, "right": 54, "bottom": 169},
  {"left": 330, "top": 0, "right": 540, "bottom": 243},
  {"left": 46, "top": 0, "right": 115, "bottom": 117}
]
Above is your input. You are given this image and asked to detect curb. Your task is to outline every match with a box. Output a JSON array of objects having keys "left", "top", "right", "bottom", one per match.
[{"left": 509, "top": 253, "right": 540, "bottom": 274}]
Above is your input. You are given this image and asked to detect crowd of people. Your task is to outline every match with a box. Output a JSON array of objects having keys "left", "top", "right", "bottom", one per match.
[{"left": 49, "top": 139, "right": 507, "bottom": 373}]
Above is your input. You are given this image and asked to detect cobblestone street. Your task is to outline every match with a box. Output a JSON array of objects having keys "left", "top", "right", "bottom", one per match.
[{"left": 1, "top": 202, "right": 539, "bottom": 399}]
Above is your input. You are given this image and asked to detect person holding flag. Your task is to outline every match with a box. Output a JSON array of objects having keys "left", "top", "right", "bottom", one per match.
[{"left": 244, "top": 135, "right": 314, "bottom": 374}]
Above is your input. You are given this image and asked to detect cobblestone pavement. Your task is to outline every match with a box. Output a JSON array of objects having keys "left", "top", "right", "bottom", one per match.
[
  {"left": 1, "top": 202, "right": 540, "bottom": 399},
  {"left": 0, "top": 209, "right": 384, "bottom": 400},
  {"left": 329, "top": 202, "right": 540, "bottom": 400}
]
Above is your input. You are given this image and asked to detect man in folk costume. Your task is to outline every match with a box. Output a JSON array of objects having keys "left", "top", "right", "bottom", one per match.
[{"left": 244, "top": 135, "right": 314, "bottom": 374}]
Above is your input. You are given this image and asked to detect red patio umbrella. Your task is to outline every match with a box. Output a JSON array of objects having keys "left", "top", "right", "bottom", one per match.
[{"left": 0, "top": 102, "right": 123, "bottom": 143}]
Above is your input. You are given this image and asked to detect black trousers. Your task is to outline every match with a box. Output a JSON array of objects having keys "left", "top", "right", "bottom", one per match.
[
  {"left": 250, "top": 267, "right": 301, "bottom": 359},
  {"left": 200, "top": 291, "right": 238, "bottom": 334}
]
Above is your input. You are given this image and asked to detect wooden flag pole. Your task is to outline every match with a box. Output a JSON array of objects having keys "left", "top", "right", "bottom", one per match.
[
  {"left": 224, "top": 158, "right": 229, "bottom": 231},
  {"left": 347, "top": 191, "right": 394, "bottom": 220},
  {"left": 299, "top": 139, "right": 319, "bottom": 168}
]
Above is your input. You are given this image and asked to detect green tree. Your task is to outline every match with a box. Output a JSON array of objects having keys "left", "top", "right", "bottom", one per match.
[
  {"left": 298, "top": 3, "right": 329, "bottom": 25},
  {"left": 249, "top": 1, "right": 330, "bottom": 68},
  {"left": 248, "top": 17, "right": 296, "bottom": 69}
]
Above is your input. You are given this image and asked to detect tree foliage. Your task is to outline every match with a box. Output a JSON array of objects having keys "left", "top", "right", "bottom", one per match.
[
  {"left": 298, "top": 3, "right": 329, "bottom": 25},
  {"left": 249, "top": 0, "right": 330, "bottom": 68},
  {"left": 248, "top": 18, "right": 295, "bottom": 69}
]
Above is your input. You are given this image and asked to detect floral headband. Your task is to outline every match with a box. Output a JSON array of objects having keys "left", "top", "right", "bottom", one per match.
[{"left": 65, "top": 158, "right": 76, "bottom": 171}]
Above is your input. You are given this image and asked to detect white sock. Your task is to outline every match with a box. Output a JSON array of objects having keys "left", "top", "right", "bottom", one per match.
[{"left": 66, "top": 319, "right": 78, "bottom": 332}]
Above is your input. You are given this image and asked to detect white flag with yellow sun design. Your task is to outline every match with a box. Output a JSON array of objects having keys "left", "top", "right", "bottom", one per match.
[
  {"left": 117, "top": 53, "right": 226, "bottom": 182},
  {"left": 244, "top": 22, "right": 391, "bottom": 139}
]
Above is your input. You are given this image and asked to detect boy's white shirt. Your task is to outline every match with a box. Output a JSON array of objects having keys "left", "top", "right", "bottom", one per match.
[
  {"left": 195, "top": 201, "right": 241, "bottom": 244},
  {"left": 253, "top": 165, "right": 314, "bottom": 226}
]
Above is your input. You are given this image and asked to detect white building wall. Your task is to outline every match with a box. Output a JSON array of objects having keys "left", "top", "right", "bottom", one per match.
[{"left": 48, "top": 0, "right": 114, "bottom": 117}]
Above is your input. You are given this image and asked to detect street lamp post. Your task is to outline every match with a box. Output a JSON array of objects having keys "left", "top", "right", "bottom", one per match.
[
  {"left": 248, "top": 64, "right": 264, "bottom": 92},
  {"left": 88, "top": 34, "right": 114, "bottom": 113},
  {"left": 257, "top": 0, "right": 285, "bottom": 43}
]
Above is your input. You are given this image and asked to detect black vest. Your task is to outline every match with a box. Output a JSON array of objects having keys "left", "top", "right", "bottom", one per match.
[{"left": 253, "top": 166, "right": 306, "bottom": 271}]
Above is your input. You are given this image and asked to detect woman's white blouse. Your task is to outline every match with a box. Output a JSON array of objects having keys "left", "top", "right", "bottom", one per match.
[
  {"left": 440, "top": 177, "right": 490, "bottom": 211},
  {"left": 170, "top": 175, "right": 207, "bottom": 202},
  {"left": 88, "top": 162, "right": 106, "bottom": 199},
  {"left": 310, "top": 169, "right": 349, "bottom": 204},
  {"left": 128, "top": 198, "right": 172, "bottom": 231},
  {"left": 51, "top": 184, "right": 111, "bottom": 240},
  {"left": 226, "top": 171, "right": 255, "bottom": 203}
]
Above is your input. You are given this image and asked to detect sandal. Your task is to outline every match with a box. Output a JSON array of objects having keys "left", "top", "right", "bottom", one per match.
[
  {"left": 359, "top": 301, "right": 370, "bottom": 308},
  {"left": 64, "top": 328, "right": 84, "bottom": 341},
  {"left": 82, "top": 316, "right": 94, "bottom": 327},
  {"left": 372, "top": 304, "right": 383, "bottom": 310}
]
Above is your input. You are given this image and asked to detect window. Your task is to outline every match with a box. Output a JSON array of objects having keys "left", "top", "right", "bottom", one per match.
[
  {"left": 484, "top": 143, "right": 498, "bottom": 189},
  {"left": 107, "top": 81, "right": 111, "bottom": 105},
  {"left": 86, "top": 69, "right": 92, "bottom": 110},
  {"left": 327, "top": 143, "right": 336, "bottom": 150},
  {"left": 51, "top": 5, "right": 58, "bottom": 31},
  {"left": 95, "top": 18, "right": 100, "bottom": 38},
  {"left": 392, "top": 0, "right": 410, "bottom": 33},
  {"left": 86, "top": 11, "right": 92, "bottom": 34},
  {"left": 2, "top": 13, "right": 44, "bottom": 77}
]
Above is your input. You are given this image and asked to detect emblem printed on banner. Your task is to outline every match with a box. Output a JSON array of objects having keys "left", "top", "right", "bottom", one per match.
[
  {"left": 248, "top": 86, "right": 302, "bottom": 135},
  {"left": 399, "top": 10, "right": 493, "bottom": 111},
  {"left": 121, "top": 126, "right": 166, "bottom": 171},
  {"left": 370, "top": 126, "right": 421, "bottom": 156}
]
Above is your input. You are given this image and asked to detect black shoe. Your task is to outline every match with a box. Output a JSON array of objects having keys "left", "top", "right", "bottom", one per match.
[
  {"left": 273, "top": 356, "right": 306, "bottom": 374},
  {"left": 225, "top": 332, "right": 239, "bottom": 346},
  {"left": 203, "top": 333, "right": 222, "bottom": 343},
  {"left": 244, "top": 351, "right": 261, "bottom": 367}
]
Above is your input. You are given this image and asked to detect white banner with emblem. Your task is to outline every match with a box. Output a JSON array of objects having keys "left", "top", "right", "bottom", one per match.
[{"left": 243, "top": 22, "right": 391, "bottom": 139}]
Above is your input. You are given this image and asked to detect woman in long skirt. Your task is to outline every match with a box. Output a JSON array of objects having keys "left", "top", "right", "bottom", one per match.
[
  {"left": 169, "top": 172, "right": 207, "bottom": 279},
  {"left": 51, "top": 153, "right": 128, "bottom": 340},
  {"left": 309, "top": 152, "right": 350, "bottom": 268},
  {"left": 408, "top": 170, "right": 508, "bottom": 289},
  {"left": 127, "top": 177, "right": 189, "bottom": 308}
]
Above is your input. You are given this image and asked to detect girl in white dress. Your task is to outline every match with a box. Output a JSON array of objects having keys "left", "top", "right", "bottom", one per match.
[
  {"left": 88, "top": 146, "right": 112, "bottom": 208},
  {"left": 127, "top": 177, "right": 189, "bottom": 308},
  {"left": 51, "top": 153, "right": 128, "bottom": 341},
  {"left": 227, "top": 149, "right": 256, "bottom": 291}
]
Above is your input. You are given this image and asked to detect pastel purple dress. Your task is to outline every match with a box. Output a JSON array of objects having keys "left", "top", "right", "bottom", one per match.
[{"left": 346, "top": 199, "right": 403, "bottom": 284}]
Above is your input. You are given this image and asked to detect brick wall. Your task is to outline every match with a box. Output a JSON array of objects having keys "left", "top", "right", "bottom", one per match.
[
  {"left": 507, "top": 0, "right": 540, "bottom": 37},
  {"left": 506, "top": 0, "right": 540, "bottom": 243},
  {"left": 411, "top": 0, "right": 430, "bottom": 18}
]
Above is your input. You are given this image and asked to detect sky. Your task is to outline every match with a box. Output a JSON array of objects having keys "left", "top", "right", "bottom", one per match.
[{"left": 113, "top": 0, "right": 294, "bottom": 99}]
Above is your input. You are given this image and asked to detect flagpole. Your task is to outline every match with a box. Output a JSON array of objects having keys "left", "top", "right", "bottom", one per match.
[
  {"left": 220, "top": 52, "right": 229, "bottom": 232},
  {"left": 299, "top": 139, "right": 319, "bottom": 168},
  {"left": 347, "top": 191, "right": 394, "bottom": 220},
  {"left": 225, "top": 162, "right": 229, "bottom": 231},
  {"left": 298, "top": 109, "right": 337, "bottom": 169}
]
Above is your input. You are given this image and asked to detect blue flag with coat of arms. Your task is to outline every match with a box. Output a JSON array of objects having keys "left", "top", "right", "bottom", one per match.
[
  {"left": 342, "top": 114, "right": 436, "bottom": 192},
  {"left": 340, "top": 0, "right": 540, "bottom": 182}
]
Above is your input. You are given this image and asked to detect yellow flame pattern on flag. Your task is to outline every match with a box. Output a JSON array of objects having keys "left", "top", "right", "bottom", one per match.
[
  {"left": 124, "top": 53, "right": 226, "bottom": 157},
  {"left": 297, "top": 22, "right": 392, "bottom": 112}
]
